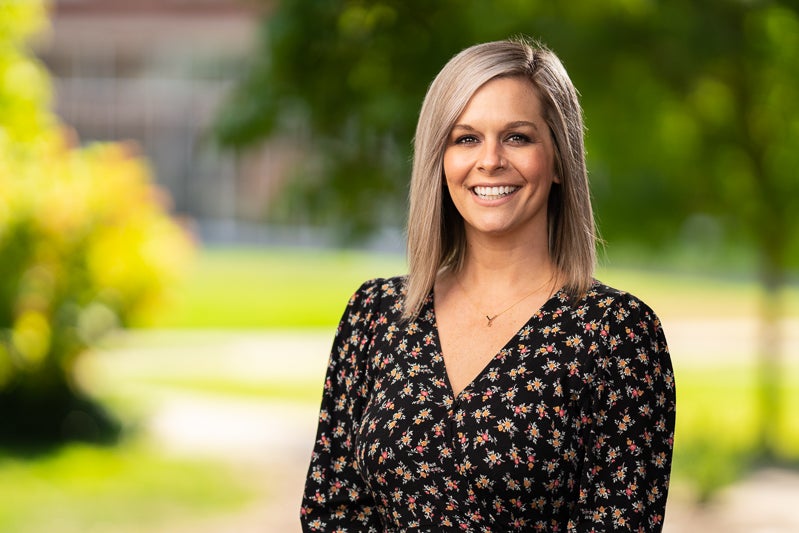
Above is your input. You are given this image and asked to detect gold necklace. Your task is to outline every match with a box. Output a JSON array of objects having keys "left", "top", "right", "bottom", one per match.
[{"left": 454, "top": 273, "right": 555, "bottom": 327}]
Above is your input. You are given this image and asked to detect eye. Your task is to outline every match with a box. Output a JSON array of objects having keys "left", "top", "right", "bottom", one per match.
[
  {"left": 454, "top": 135, "right": 479, "bottom": 145},
  {"left": 506, "top": 133, "right": 532, "bottom": 144}
]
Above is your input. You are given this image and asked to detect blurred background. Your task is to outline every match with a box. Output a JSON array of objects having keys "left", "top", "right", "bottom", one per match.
[{"left": 1, "top": 0, "right": 797, "bottom": 531}]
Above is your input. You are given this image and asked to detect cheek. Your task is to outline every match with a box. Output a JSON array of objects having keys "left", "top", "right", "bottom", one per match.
[
  {"left": 522, "top": 152, "right": 557, "bottom": 183},
  {"left": 442, "top": 152, "right": 468, "bottom": 187}
]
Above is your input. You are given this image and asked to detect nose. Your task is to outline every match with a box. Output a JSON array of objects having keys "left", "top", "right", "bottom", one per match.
[{"left": 477, "top": 140, "right": 505, "bottom": 173}]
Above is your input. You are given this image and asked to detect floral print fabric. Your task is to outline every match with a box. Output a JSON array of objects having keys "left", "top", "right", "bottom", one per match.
[{"left": 301, "top": 277, "right": 675, "bottom": 532}]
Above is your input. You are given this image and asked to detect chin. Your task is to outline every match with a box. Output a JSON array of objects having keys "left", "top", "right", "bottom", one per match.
[
  {"left": 470, "top": 223, "right": 517, "bottom": 237},
  {"left": 467, "top": 217, "right": 543, "bottom": 240}
]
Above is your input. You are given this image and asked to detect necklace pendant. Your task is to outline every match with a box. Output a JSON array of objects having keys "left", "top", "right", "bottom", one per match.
[{"left": 486, "top": 315, "right": 495, "bottom": 327}]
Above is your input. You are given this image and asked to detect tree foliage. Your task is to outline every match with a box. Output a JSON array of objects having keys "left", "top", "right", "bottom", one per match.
[
  {"left": 217, "top": 0, "right": 799, "bottom": 459},
  {"left": 216, "top": 0, "right": 799, "bottom": 262},
  {"left": 0, "top": 1, "right": 193, "bottom": 446},
  {"left": 217, "top": 0, "right": 489, "bottom": 237}
]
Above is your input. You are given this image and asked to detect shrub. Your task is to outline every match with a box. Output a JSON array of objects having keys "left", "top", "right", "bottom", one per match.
[{"left": 0, "top": 0, "right": 192, "bottom": 445}]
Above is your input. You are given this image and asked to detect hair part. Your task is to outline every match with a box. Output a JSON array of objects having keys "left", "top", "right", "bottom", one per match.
[{"left": 404, "top": 37, "right": 597, "bottom": 321}]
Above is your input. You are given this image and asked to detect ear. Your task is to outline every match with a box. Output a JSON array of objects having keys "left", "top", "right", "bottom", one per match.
[{"left": 552, "top": 174, "right": 561, "bottom": 184}]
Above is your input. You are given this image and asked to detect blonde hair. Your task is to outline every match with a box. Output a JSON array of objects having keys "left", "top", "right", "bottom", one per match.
[{"left": 403, "top": 37, "right": 596, "bottom": 321}]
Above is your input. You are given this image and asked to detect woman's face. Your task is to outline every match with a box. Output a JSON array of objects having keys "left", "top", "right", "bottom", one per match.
[{"left": 443, "top": 76, "right": 558, "bottom": 243}]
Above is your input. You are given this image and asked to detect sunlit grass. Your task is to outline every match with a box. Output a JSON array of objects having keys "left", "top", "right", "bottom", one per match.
[
  {"left": 146, "top": 247, "right": 406, "bottom": 328},
  {"left": 139, "top": 246, "right": 799, "bottom": 498},
  {"left": 10, "top": 246, "right": 795, "bottom": 530},
  {"left": 671, "top": 362, "right": 799, "bottom": 500},
  {"left": 596, "top": 265, "right": 799, "bottom": 319},
  {"left": 146, "top": 246, "right": 799, "bottom": 329},
  {"left": 0, "top": 440, "right": 255, "bottom": 533}
]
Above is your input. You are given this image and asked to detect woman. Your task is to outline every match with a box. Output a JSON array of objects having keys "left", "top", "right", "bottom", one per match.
[{"left": 301, "top": 38, "right": 676, "bottom": 532}]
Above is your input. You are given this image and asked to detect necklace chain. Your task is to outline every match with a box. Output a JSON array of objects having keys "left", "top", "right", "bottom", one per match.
[{"left": 454, "top": 273, "right": 555, "bottom": 327}]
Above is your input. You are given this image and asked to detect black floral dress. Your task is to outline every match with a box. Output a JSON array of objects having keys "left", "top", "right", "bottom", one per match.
[{"left": 301, "top": 277, "right": 675, "bottom": 532}]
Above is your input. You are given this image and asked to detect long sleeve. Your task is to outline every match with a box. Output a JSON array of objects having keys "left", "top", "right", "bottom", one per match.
[
  {"left": 300, "top": 280, "right": 383, "bottom": 532},
  {"left": 569, "top": 294, "right": 676, "bottom": 532}
]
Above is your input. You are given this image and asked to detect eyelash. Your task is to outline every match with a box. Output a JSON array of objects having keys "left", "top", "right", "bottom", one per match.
[
  {"left": 453, "top": 133, "right": 532, "bottom": 145},
  {"left": 454, "top": 135, "right": 479, "bottom": 144},
  {"left": 507, "top": 133, "right": 531, "bottom": 143}
]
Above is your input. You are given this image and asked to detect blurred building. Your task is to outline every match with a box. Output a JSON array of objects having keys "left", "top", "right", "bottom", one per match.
[{"left": 34, "top": 0, "right": 296, "bottom": 242}]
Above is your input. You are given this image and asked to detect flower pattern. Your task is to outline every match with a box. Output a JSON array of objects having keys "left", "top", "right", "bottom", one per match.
[{"left": 301, "top": 277, "right": 675, "bottom": 532}]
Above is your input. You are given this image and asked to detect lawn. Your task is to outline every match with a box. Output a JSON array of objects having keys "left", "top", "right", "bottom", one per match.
[
  {"left": 143, "top": 247, "right": 408, "bottom": 328},
  {"left": 146, "top": 246, "right": 798, "bottom": 328},
  {"left": 3, "top": 246, "right": 797, "bottom": 530},
  {"left": 0, "top": 440, "right": 255, "bottom": 533},
  {"left": 140, "top": 245, "right": 799, "bottom": 496}
]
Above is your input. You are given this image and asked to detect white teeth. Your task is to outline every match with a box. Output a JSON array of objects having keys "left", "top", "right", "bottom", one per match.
[{"left": 472, "top": 186, "right": 519, "bottom": 199}]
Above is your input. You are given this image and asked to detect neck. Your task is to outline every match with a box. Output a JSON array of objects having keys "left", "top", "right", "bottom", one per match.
[{"left": 457, "top": 229, "right": 555, "bottom": 292}]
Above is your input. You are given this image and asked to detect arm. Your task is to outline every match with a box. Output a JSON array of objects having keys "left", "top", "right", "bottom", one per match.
[
  {"left": 300, "top": 280, "right": 383, "bottom": 532},
  {"left": 569, "top": 295, "right": 676, "bottom": 532}
]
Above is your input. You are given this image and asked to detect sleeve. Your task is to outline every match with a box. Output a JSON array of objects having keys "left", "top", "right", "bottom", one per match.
[
  {"left": 568, "top": 295, "right": 676, "bottom": 532},
  {"left": 300, "top": 279, "right": 383, "bottom": 532}
]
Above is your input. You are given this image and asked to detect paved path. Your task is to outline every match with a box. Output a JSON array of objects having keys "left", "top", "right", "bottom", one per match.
[{"left": 81, "top": 321, "right": 799, "bottom": 532}]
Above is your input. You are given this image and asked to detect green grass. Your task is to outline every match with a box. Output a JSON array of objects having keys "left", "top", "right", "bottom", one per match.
[
  {"left": 145, "top": 247, "right": 406, "bottom": 328},
  {"left": 143, "top": 246, "right": 799, "bottom": 329},
  {"left": 0, "top": 440, "right": 254, "bottom": 533},
  {"left": 135, "top": 245, "right": 799, "bottom": 498},
  {"left": 9, "top": 246, "right": 794, "bottom": 530},
  {"left": 670, "top": 362, "right": 799, "bottom": 501},
  {"left": 596, "top": 265, "right": 799, "bottom": 319}
]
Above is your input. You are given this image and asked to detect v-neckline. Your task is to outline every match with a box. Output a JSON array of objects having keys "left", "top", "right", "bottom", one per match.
[{"left": 429, "top": 286, "right": 565, "bottom": 399}]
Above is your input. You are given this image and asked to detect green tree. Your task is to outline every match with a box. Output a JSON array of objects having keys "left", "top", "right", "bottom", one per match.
[
  {"left": 216, "top": 0, "right": 798, "bottom": 458},
  {"left": 216, "top": 0, "right": 477, "bottom": 237},
  {"left": 620, "top": 1, "right": 799, "bottom": 460},
  {"left": 0, "top": 1, "right": 192, "bottom": 446}
]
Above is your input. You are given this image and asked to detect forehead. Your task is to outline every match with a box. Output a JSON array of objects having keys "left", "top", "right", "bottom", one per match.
[{"left": 456, "top": 75, "right": 544, "bottom": 123}]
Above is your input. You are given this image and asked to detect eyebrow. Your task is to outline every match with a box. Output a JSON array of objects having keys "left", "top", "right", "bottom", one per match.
[{"left": 450, "top": 120, "right": 541, "bottom": 132}]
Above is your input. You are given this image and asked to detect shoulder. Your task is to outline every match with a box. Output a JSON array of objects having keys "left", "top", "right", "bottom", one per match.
[
  {"left": 567, "top": 280, "right": 668, "bottom": 360},
  {"left": 575, "top": 280, "right": 661, "bottom": 325},
  {"left": 578, "top": 281, "right": 671, "bottom": 378},
  {"left": 346, "top": 275, "right": 406, "bottom": 316},
  {"left": 350, "top": 275, "right": 406, "bottom": 301}
]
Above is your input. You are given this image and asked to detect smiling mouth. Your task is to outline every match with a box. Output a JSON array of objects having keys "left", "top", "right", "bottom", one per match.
[{"left": 471, "top": 185, "right": 520, "bottom": 200}]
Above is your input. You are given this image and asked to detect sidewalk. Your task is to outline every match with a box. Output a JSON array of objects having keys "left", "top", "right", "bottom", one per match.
[
  {"left": 142, "top": 390, "right": 799, "bottom": 533},
  {"left": 81, "top": 324, "right": 799, "bottom": 532}
]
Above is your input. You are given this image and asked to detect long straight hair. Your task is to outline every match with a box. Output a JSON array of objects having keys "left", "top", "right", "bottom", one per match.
[{"left": 403, "top": 38, "right": 596, "bottom": 321}]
